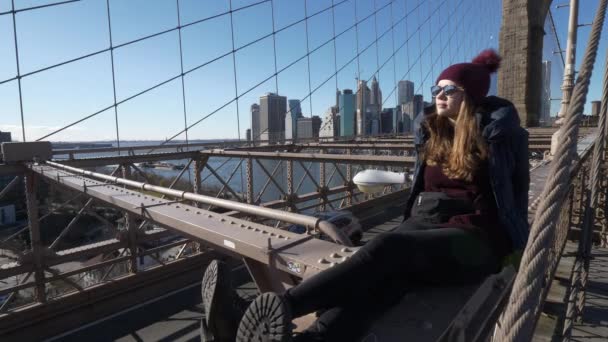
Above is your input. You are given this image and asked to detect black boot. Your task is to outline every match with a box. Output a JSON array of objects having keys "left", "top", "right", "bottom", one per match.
[
  {"left": 200, "top": 259, "right": 244, "bottom": 341},
  {"left": 236, "top": 292, "right": 293, "bottom": 342}
]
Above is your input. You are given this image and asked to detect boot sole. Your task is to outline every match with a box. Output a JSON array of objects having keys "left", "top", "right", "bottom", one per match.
[
  {"left": 236, "top": 292, "right": 293, "bottom": 342},
  {"left": 201, "top": 259, "right": 235, "bottom": 341}
]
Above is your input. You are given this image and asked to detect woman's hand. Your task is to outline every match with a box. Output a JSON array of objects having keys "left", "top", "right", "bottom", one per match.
[{"left": 503, "top": 250, "right": 523, "bottom": 270}]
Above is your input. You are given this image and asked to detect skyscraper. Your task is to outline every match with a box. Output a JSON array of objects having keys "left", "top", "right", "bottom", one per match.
[
  {"left": 380, "top": 108, "right": 394, "bottom": 134},
  {"left": 370, "top": 76, "right": 382, "bottom": 106},
  {"left": 285, "top": 112, "right": 294, "bottom": 141},
  {"left": 539, "top": 60, "right": 552, "bottom": 126},
  {"left": 592, "top": 101, "right": 601, "bottom": 116},
  {"left": 393, "top": 107, "right": 400, "bottom": 133},
  {"left": 319, "top": 107, "right": 339, "bottom": 138},
  {"left": 259, "top": 93, "right": 287, "bottom": 144},
  {"left": 336, "top": 89, "right": 341, "bottom": 109},
  {"left": 400, "top": 94, "right": 424, "bottom": 132},
  {"left": 312, "top": 116, "right": 322, "bottom": 138},
  {"left": 356, "top": 79, "right": 370, "bottom": 136},
  {"left": 371, "top": 119, "right": 379, "bottom": 135},
  {"left": 339, "top": 89, "right": 356, "bottom": 137},
  {"left": 288, "top": 99, "right": 302, "bottom": 117},
  {"left": 368, "top": 76, "right": 382, "bottom": 131},
  {"left": 287, "top": 99, "right": 302, "bottom": 139},
  {"left": 251, "top": 104, "right": 260, "bottom": 142},
  {"left": 398, "top": 80, "right": 414, "bottom": 105},
  {"left": 296, "top": 117, "right": 313, "bottom": 139},
  {"left": 412, "top": 94, "right": 424, "bottom": 120}
]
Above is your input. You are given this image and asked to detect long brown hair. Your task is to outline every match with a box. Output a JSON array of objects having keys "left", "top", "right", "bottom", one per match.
[{"left": 423, "top": 94, "right": 488, "bottom": 181}]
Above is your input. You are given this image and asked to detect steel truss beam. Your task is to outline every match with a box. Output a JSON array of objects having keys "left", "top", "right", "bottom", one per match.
[
  {"left": 56, "top": 150, "right": 416, "bottom": 168},
  {"left": 0, "top": 252, "right": 216, "bottom": 341},
  {"left": 31, "top": 163, "right": 357, "bottom": 282}
]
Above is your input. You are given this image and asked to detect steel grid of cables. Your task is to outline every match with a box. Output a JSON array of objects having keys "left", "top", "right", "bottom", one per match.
[{"left": 0, "top": 0, "right": 499, "bottom": 146}]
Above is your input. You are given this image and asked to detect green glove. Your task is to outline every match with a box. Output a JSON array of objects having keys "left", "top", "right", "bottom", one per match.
[{"left": 503, "top": 250, "right": 523, "bottom": 270}]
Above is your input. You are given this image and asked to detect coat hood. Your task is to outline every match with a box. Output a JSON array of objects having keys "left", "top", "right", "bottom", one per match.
[{"left": 476, "top": 96, "right": 521, "bottom": 142}]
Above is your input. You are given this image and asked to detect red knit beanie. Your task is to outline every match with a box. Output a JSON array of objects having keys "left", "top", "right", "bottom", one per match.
[{"left": 435, "top": 49, "right": 501, "bottom": 104}]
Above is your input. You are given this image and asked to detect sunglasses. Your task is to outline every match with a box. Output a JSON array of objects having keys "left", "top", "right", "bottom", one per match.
[{"left": 430, "top": 84, "right": 464, "bottom": 97}]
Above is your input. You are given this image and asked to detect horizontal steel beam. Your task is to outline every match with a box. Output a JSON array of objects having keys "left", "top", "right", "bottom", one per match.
[
  {"left": 50, "top": 136, "right": 371, "bottom": 157},
  {"left": 58, "top": 151, "right": 198, "bottom": 168},
  {"left": 53, "top": 149, "right": 416, "bottom": 168},
  {"left": 202, "top": 150, "right": 415, "bottom": 166}
]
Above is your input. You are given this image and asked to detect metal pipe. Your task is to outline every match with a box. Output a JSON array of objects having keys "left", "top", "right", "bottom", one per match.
[
  {"left": 45, "top": 161, "right": 353, "bottom": 246},
  {"left": 557, "top": 0, "right": 579, "bottom": 123}
]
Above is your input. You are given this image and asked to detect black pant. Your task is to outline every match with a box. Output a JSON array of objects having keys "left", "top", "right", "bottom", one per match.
[{"left": 286, "top": 218, "right": 501, "bottom": 341}]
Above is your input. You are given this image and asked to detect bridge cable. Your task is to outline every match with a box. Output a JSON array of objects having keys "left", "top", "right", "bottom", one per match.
[
  {"left": 104, "top": 0, "right": 121, "bottom": 155},
  {"left": 10, "top": 0, "right": 26, "bottom": 142},
  {"left": 562, "top": 19, "right": 608, "bottom": 339},
  {"left": 228, "top": 0, "right": 244, "bottom": 201},
  {"left": 494, "top": 0, "right": 608, "bottom": 340},
  {"left": 303, "top": 0, "right": 313, "bottom": 119},
  {"left": 174, "top": 0, "right": 193, "bottom": 184},
  {"left": 383, "top": 0, "right": 466, "bottom": 104},
  {"left": 549, "top": 9, "right": 566, "bottom": 68}
]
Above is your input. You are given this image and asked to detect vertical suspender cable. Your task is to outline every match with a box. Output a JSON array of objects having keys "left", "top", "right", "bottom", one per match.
[
  {"left": 105, "top": 0, "right": 121, "bottom": 154},
  {"left": 390, "top": 0, "right": 398, "bottom": 111},
  {"left": 354, "top": 0, "right": 362, "bottom": 81},
  {"left": 228, "top": 0, "right": 244, "bottom": 201},
  {"left": 330, "top": 0, "right": 340, "bottom": 138},
  {"left": 427, "top": 0, "right": 434, "bottom": 85},
  {"left": 446, "top": 0, "right": 453, "bottom": 64},
  {"left": 436, "top": 0, "right": 445, "bottom": 72},
  {"left": 331, "top": 0, "right": 339, "bottom": 93},
  {"left": 304, "top": 0, "right": 313, "bottom": 117},
  {"left": 175, "top": 0, "right": 189, "bottom": 147},
  {"left": 417, "top": 0, "right": 423, "bottom": 94},
  {"left": 269, "top": 0, "right": 279, "bottom": 94},
  {"left": 403, "top": 0, "right": 411, "bottom": 83},
  {"left": 10, "top": 0, "right": 26, "bottom": 142},
  {"left": 373, "top": 0, "right": 381, "bottom": 83},
  {"left": 175, "top": 0, "right": 193, "bottom": 184},
  {"left": 413, "top": 0, "right": 465, "bottom": 95}
]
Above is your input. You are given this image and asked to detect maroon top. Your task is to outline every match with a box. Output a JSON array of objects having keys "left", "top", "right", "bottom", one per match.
[{"left": 423, "top": 163, "right": 512, "bottom": 255}]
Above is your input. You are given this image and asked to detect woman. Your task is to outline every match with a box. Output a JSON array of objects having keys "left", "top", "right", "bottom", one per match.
[{"left": 235, "top": 50, "right": 530, "bottom": 342}]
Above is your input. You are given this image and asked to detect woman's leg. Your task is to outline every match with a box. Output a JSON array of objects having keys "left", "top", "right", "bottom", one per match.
[
  {"left": 286, "top": 226, "right": 501, "bottom": 318},
  {"left": 295, "top": 279, "right": 410, "bottom": 342},
  {"left": 236, "top": 226, "right": 503, "bottom": 342}
]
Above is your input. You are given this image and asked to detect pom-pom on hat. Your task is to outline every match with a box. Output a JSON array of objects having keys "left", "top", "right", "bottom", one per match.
[{"left": 436, "top": 49, "right": 501, "bottom": 104}]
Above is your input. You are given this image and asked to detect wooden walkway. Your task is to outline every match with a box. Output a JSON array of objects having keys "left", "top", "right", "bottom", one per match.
[
  {"left": 535, "top": 243, "right": 608, "bottom": 341},
  {"left": 570, "top": 245, "right": 608, "bottom": 341}
]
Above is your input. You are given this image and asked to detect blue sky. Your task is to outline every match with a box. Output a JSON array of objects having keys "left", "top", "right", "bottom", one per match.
[{"left": 0, "top": 0, "right": 605, "bottom": 142}]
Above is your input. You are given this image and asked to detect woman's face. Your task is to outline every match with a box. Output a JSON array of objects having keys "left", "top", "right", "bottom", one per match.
[{"left": 434, "top": 79, "right": 464, "bottom": 119}]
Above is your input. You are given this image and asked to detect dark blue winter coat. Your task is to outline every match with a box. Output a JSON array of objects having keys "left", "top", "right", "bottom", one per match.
[{"left": 404, "top": 96, "right": 530, "bottom": 251}]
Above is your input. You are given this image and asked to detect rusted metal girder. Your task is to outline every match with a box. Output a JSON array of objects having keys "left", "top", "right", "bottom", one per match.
[
  {"left": 24, "top": 171, "right": 46, "bottom": 304},
  {"left": 122, "top": 164, "right": 139, "bottom": 274}
]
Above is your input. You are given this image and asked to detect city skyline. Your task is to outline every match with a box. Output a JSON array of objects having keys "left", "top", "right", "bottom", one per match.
[{"left": 249, "top": 75, "right": 429, "bottom": 141}]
